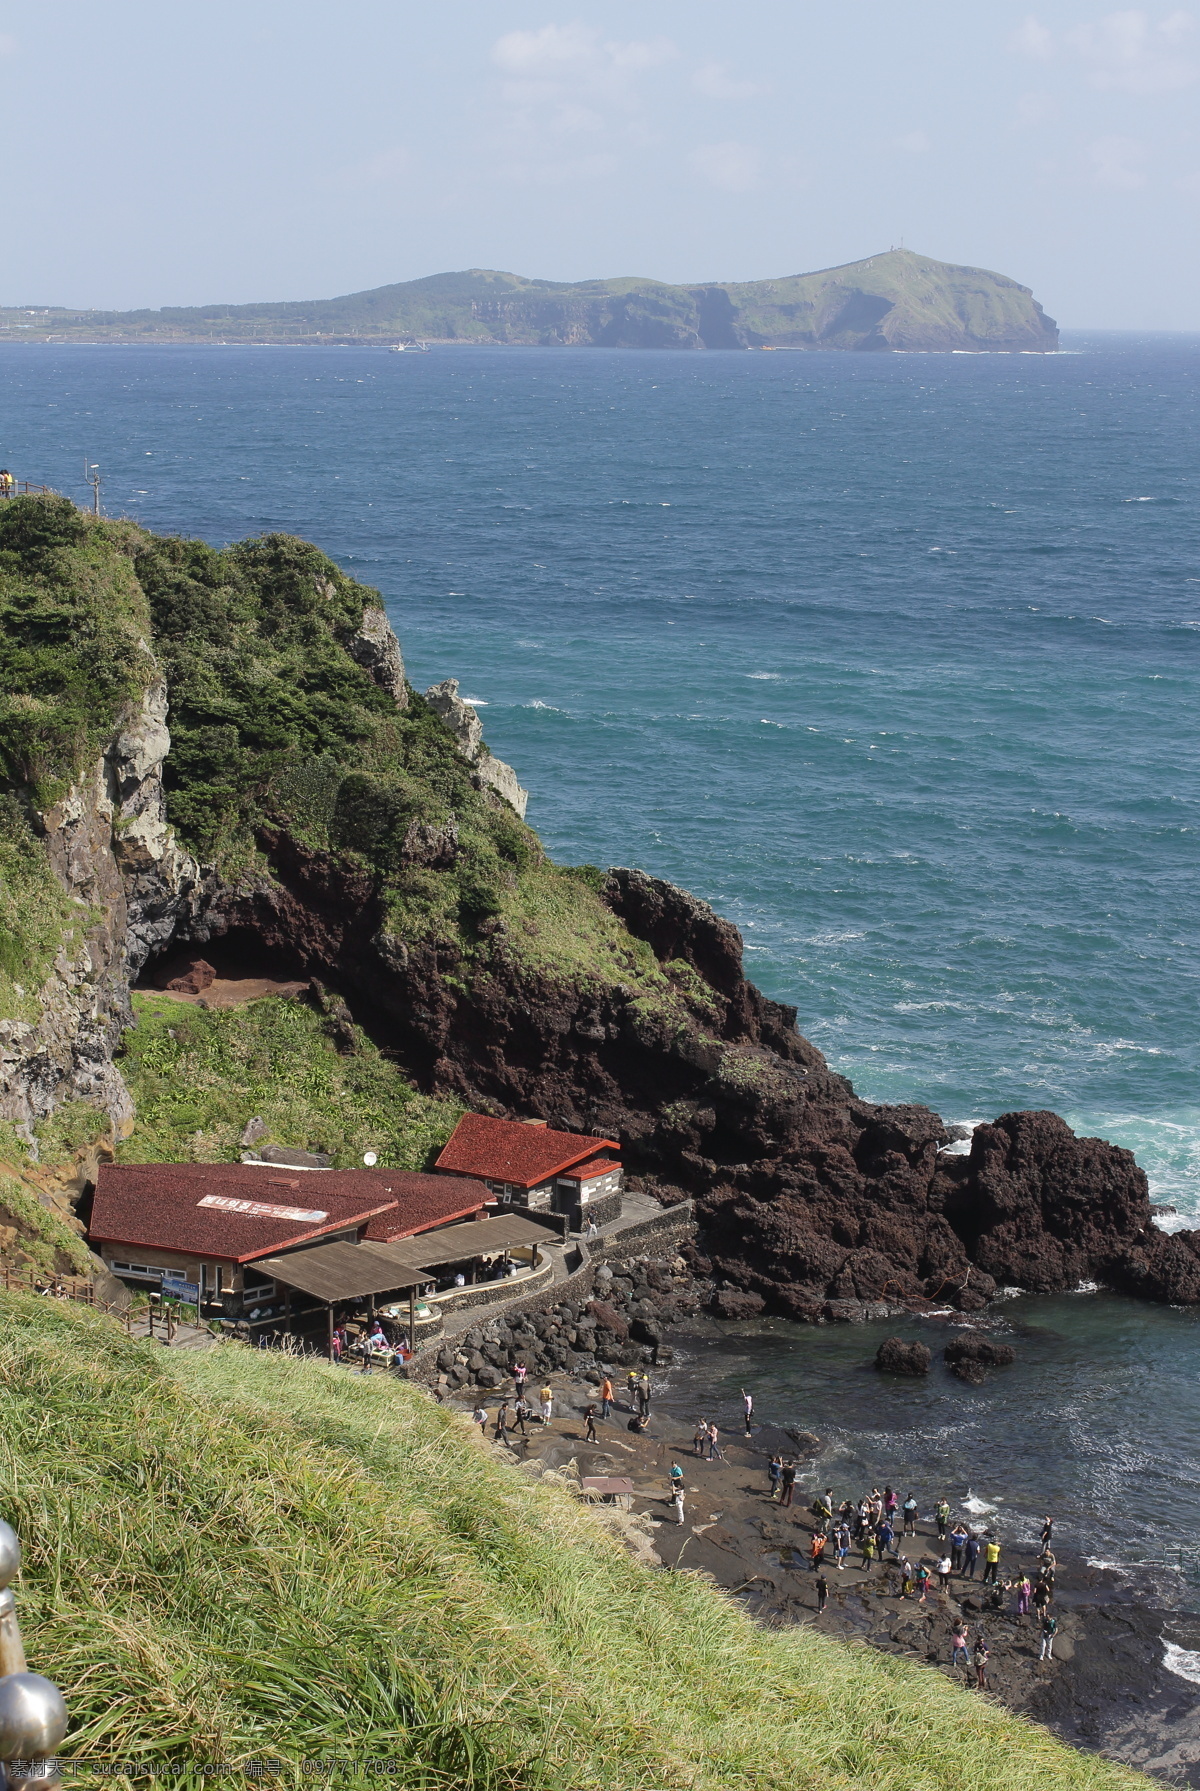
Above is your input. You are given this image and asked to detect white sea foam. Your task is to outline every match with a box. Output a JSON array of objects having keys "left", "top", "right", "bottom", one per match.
[
  {"left": 1163, "top": 1643, "right": 1200, "bottom": 1686},
  {"left": 462, "top": 697, "right": 488, "bottom": 705},
  {"left": 746, "top": 672, "right": 782, "bottom": 680},
  {"left": 1070, "top": 1281, "right": 1100, "bottom": 1294},
  {"left": 962, "top": 1493, "right": 997, "bottom": 1516}
]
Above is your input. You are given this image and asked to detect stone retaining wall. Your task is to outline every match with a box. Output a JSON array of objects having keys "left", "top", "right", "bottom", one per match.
[{"left": 406, "top": 1201, "right": 695, "bottom": 1387}]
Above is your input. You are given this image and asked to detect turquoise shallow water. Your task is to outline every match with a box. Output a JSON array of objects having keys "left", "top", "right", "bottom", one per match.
[{"left": 1, "top": 337, "right": 1197, "bottom": 1213}]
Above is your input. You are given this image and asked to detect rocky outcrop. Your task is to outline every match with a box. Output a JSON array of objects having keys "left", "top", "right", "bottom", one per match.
[
  {"left": 944, "top": 1331, "right": 1015, "bottom": 1382},
  {"left": 423, "top": 679, "right": 529, "bottom": 818},
  {"left": 0, "top": 678, "right": 206, "bottom": 1146},
  {"left": 875, "top": 1337, "right": 931, "bottom": 1375},
  {"left": 346, "top": 604, "right": 407, "bottom": 707}
]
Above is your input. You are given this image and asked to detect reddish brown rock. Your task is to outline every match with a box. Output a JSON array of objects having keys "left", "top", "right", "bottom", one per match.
[
  {"left": 875, "top": 1337, "right": 932, "bottom": 1375},
  {"left": 165, "top": 855, "right": 1192, "bottom": 1320},
  {"left": 165, "top": 957, "right": 215, "bottom": 994}
]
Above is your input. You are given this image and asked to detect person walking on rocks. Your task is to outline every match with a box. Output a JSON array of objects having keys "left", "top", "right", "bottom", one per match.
[
  {"left": 513, "top": 1361, "right": 528, "bottom": 1394},
  {"left": 779, "top": 1459, "right": 796, "bottom": 1506},
  {"left": 982, "top": 1538, "right": 1001, "bottom": 1585},
  {"left": 694, "top": 1419, "right": 708, "bottom": 1458},
  {"left": 707, "top": 1422, "right": 724, "bottom": 1462},
  {"left": 899, "top": 1557, "right": 915, "bottom": 1598},
  {"left": 809, "top": 1530, "right": 827, "bottom": 1572},
  {"left": 670, "top": 1461, "right": 685, "bottom": 1498},
  {"left": 937, "top": 1551, "right": 952, "bottom": 1589},
  {"left": 814, "top": 1487, "right": 834, "bottom": 1531},
  {"left": 815, "top": 1573, "right": 829, "bottom": 1615},
  {"left": 1016, "top": 1574, "right": 1032, "bottom": 1618},
  {"left": 472, "top": 1403, "right": 488, "bottom": 1437},
  {"left": 495, "top": 1401, "right": 512, "bottom": 1445},
  {"left": 935, "top": 1498, "right": 950, "bottom": 1542},
  {"left": 638, "top": 1374, "right": 652, "bottom": 1416},
  {"left": 1031, "top": 1576, "right": 1052, "bottom": 1618},
  {"left": 964, "top": 1533, "right": 982, "bottom": 1579},
  {"left": 860, "top": 1531, "right": 876, "bottom": 1574},
  {"left": 834, "top": 1524, "right": 851, "bottom": 1571},
  {"left": 741, "top": 1388, "right": 753, "bottom": 1435},
  {"left": 1039, "top": 1612, "right": 1058, "bottom": 1660},
  {"left": 1041, "top": 1515, "right": 1054, "bottom": 1550},
  {"left": 951, "top": 1619, "right": 969, "bottom": 1667},
  {"left": 915, "top": 1561, "right": 930, "bottom": 1604},
  {"left": 973, "top": 1634, "right": 990, "bottom": 1691},
  {"left": 539, "top": 1383, "right": 553, "bottom": 1426},
  {"left": 585, "top": 1404, "right": 598, "bottom": 1444},
  {"left": 902, "top": 1493, "right": 919, "bottom": 1537},
  {"left": 672, "top": 1487, "right": 685, "bottom": 1525},
  {"left": 768, "top": 1456, "right": 783, "bottom": 1500},
  {"left": 512, "top": 1396, "right": 530, "bottom": 1437},
  {"left": 600, "top": 1376, "right": 614, "bottom": 1420}
]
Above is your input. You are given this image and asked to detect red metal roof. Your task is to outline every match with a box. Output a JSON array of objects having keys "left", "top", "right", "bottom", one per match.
[
  {"left": 90, "top": 1162, "right": 485, "bottom": 1264},
  {"left": 362, "top": 1174, "right": 484, "bottom": 1241},
  {"left": 435, "top": 1114, "right": 619, "bottom": 1189}
]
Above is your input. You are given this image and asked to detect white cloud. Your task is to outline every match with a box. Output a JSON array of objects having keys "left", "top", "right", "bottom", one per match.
[
  {"left": 491, "top": 24, "right": 676, "bottom": 85},
  {"left": 690, "top": 140, "right": 760, "bottom": 192},
  {"left": 1011, "top": 16, "right": 1055, "bottom": 59},
  {"left": 1066, "top": 10, "right": 1198, "bottom": 93},
  {"left": 488, "top": 22, "right": 678, "bottom": 157},
  {"left": 693, "top": 61, "right": 762, "bottom": 100},
  {"left": 893, "top": 130, "right": 931, "bottom": 154},
  {"left": 1088, "top": 133, "right": 1149, "bottom": 186}
]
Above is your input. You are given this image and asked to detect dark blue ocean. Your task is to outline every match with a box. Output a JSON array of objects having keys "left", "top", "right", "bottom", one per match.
[
  {"left": 4, "top": 339, "right": 1200, "bottom": 1575},
  {"left": 3, "top": 337, "right": 1195, "bottom": 1212}
]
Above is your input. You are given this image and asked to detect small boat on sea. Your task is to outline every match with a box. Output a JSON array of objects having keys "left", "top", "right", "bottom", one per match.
[{"left": 389, "top": 340, "right": 429, "bottom": 352}]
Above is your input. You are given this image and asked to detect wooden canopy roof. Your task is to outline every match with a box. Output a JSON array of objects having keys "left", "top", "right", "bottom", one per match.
[{"left": 258, "top": 1214, "right": 553, "bottom": 1304}]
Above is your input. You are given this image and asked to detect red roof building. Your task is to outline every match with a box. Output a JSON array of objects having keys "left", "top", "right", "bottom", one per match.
[
  {"left": 89, "top": 1161, "right": 485, "bottom": 1312},
  {"left": 435, "top": 1114, "right": 623, "bottom": 1225}
]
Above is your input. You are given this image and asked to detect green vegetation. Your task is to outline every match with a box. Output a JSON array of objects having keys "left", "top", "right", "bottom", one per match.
[
  {"left": 0, "top": 498, "right": 155, "bottom": 807},
  {"left": 0, "top": 1175, "right": 95, "bottom": 1278},
  {"left": 3, "top": 251, "right": 1058, "bottom": 351},
  {"left": 115, "top": 991, "right": 462, "bottom": 1168},
  {"left": 0, "top": 797, "right": 79, "bottom": 1022},
  {"left": 1, "top": 1293, "right": 1146, "bottom": 1791}
]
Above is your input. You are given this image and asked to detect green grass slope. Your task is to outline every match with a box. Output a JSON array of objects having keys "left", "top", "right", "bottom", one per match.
[
  {"left": 2, "top": 251, "right": 1057, "bottom": 349},
  {"left": 0, "top": 1293, "right": 1146, "bottom": 1791},
  {"left": 115, "top": 991, "right": 463, "bottom": 1168}
]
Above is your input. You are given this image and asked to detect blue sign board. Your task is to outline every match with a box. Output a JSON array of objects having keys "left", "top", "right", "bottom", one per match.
[{"left": 161, "top": 1277, "right": 199, "bottom": 1303}]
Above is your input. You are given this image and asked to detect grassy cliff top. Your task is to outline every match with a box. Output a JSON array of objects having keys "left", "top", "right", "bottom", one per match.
[
  {"left": 2, "top": 250, "right": 1057, "bottom": 349},
  {"left": 0, "top": 1292, "right": 1147, "bottom": 1791}
]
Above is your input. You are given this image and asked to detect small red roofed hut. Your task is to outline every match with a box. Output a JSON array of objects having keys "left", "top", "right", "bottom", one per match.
[{"left": 435, "top": 1114, "right": 624, "bottom": 1231}]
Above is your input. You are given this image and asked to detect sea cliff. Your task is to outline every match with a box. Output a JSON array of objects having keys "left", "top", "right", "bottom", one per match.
[{"left": 3, "top": 494, "right": 1192, "bottom": 1319}]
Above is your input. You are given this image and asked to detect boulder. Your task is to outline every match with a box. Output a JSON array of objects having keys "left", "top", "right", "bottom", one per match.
[
  {"left": 476, "top": 1365, "right": 502, "bottom": 1388},
  {"left": 585, "top": 1300, "right": 628, "bottom": 1343},
  {"left": 166, "top": 957, "right": 215, "bottom": 994},
  {"left": 943, "top": 1331, "right": 1016, "bottom": 1369},
  {"left": 875, "top": 1337, "right": 932, "bottom": 1376},
  {"left": 712, "top": 1289, "right": 765, "bottom": 1320}
]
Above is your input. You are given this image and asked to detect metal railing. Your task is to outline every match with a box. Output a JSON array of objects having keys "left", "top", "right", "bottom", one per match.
[{"left": 0, "top": 1521, "right": 68, "bottom": 1787}]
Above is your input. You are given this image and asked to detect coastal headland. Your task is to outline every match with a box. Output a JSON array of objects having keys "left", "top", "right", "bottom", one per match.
[
  {"left": 0, "top": 493, "right": 1194, "bottom": 1325},
  {"left": 0, "top": 249, "right": 1058, "bottom": 352}
]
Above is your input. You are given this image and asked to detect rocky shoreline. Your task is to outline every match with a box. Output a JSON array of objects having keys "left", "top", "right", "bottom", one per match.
[{"left": 449, "top": 1359, "right": 1200, "bottom": 1785}]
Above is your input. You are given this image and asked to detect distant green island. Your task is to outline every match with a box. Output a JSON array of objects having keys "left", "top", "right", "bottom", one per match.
[{"left": 1, "top": 249, "right": 1058, "bottom": 352}]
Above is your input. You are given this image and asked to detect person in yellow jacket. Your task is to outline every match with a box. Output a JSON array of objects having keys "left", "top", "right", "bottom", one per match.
[{"left": 981, "top": 1538, "right": 1002, "bottom": 1585}]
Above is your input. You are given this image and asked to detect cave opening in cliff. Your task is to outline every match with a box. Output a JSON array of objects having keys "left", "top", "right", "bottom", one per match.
[{"left": 137, "top": 930, "right": 317, "bottom": 1007}]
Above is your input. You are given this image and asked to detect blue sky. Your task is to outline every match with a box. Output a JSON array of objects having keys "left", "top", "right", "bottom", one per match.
[{"left": 4, "top": 1, "right": 1199, "bottom": 326}]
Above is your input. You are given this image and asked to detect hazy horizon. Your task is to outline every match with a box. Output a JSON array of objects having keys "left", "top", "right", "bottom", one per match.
[{"left": 4, "top": 2, "right": 1200, "bottom": 330}]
